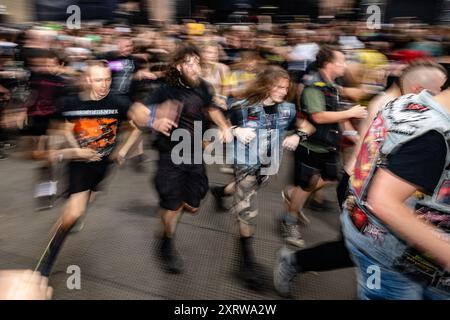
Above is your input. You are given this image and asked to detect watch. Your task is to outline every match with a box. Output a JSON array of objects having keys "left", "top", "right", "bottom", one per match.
[{"left": 295, "top": 130, "right": 308, "bottom": 142}]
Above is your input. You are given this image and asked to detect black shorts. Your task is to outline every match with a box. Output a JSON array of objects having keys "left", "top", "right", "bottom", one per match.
[
  {"left": 154, "top": 153, "right": 209, "bottom": 211},
  {"left": 67, "top": 159, "right": 111, "bottom": 196},
  {"left": 294, "top": 145, "right": 338, "bottom": 190}
]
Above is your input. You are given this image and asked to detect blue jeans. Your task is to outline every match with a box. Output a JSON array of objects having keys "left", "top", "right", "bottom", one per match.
[{"left": 346, "top": 241, "right": 449, "bottom": 300}]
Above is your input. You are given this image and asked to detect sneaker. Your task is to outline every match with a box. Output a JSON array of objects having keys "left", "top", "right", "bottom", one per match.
[
  {"left": 34, "top": 181, "right": 57, "bottom": 211},
  {"left": 274, "top": 246, "right": 298, "bottom": 297},
  {"left": 1, "top": 142, "right": 16, "bottom": 150},
  {"left": 160, "top": 238, "right": 184, "bottom": 274},
  {"left": 281, "top": 190, "right": 310, "bottom": 225},
  {"left": 280, "top": 220, "right": 305, "bottom": 248}
]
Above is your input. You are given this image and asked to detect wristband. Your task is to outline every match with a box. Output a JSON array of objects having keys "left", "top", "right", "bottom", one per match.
[
  {"left": 147, "top": 104, "right": 156, "bottom": 129},
  {"left": 295, "top": 130, "right": 308, "bottom": 142},
  {"left": 343, "top": 130, "right": 358, "bottom": 136}
]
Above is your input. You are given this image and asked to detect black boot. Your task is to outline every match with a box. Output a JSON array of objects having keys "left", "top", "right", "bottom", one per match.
[
  {"left": 238, "top": 237, "right": 264, "bottom": 291},
  {"left": 36, "top": 226, "right": 70, "bottom": 277},
  {"left": 210, "top": 185, "right": 228, "bottom": 211},
  {"left": 160, "top": 236, "right": 184, "bottom": 274}
]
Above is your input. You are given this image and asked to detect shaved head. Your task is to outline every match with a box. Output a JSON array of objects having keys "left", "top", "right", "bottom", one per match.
[
  {"left": 401, "top": 62, "right": 447, "bottom": 95},
  {"left": 84, "top": 61, "right": 112, "bottom": 100}
]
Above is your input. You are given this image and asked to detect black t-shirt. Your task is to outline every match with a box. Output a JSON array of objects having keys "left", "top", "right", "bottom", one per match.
[
  {"left": 263, "top": 103, "right": 286, "bottom": 130},
  {"left": 130, "top": 78, "right": 163, "bottom": 103},
  {"left": 59, "top": 93, "right": 130, "bottom": 158},
  {"left": 386, "top": 130, "right": 446, "bottom": 195},
  {"left": 263, "top": 103, "right": 279, "bottom": 115},
  {"left": 146, "top": 79, "right": 215, "bottom": 153}
]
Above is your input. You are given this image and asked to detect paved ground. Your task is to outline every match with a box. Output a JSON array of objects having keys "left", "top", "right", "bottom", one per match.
[{"left": 0, "top": 146, "right": 357, "bottom": 300}]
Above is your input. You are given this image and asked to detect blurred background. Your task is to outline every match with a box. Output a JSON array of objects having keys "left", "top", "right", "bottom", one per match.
[{"left": 0, "top": 0, "right": 449, "bottom": 300}]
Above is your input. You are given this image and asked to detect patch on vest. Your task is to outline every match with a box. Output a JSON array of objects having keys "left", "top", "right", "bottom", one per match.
[
  {"left": 393, "top": 247, "right": 450, "bottom": 291},
  {"left": 403, "top": 103, "right": 430, "bottom": 113},
  {"left": 386, "top": 101, "right": 430, "bottom": 136},
  {"left": 313, "top": 81, "right": 326, "bottom": 87},
  {"left": 436, "top": 179, "right": 450, "bottom": 206},
  {"left": 416, "top": 206, "right": 450, "bottom": 231},
  {"left": 351, "top": 112, "right": 387, "bottom": 196},
  {"left": 280, "top": 109, "right": 291, "bottom": 118}
]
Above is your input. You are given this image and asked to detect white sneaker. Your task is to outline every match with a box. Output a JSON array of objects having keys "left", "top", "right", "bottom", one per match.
[
  {"left": 281, "top": 220, "right": 305, "bottom": 248},
  {"left": 274, "top": 246, "right": 298, "bottom": 297}
]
